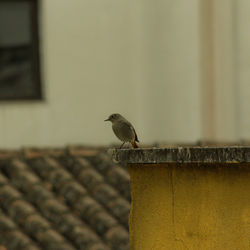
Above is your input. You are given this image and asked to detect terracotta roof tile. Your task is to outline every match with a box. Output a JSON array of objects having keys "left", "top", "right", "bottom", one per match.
[
  {"left": 64, "top": 157, "right": 130, "bottom": 228},
  {"left": 0, "top": 147, "right": 130, "bottom": 250},
  {"left": 86, "top": 153, "right": 130, "bottom": 201},
  {"left": 0, "top": 174, "right": 8, "bottom": 187},
  {"left": 0, "top": 210, "right": 39, "bottom": 250}
]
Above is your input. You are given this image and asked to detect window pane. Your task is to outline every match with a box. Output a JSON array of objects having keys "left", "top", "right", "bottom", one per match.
[{"left": 0, "top": 0, "right": 41, "bottom": 100}]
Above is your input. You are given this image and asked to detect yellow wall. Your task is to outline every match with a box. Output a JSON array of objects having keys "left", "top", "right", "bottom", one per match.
[{"left": 128, "top": 163, "right": 250, "bottom": 250}]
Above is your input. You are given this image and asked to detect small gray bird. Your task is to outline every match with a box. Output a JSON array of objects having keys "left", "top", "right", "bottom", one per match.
[{"left": 105, "top": 113, "right": 139, "bottom": 148}]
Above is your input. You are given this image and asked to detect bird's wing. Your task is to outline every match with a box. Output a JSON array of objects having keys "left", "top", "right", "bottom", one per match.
[
  {"left": 126, "top": 120, "right": 139, "bottom": 142},
  {"left": 127, "top": 122, "right": 139, "bottom": 142}
]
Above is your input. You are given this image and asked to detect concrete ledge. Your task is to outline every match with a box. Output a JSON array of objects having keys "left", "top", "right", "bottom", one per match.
[{"left": 113, "top": 146, "right": 250, "bottom": 164}]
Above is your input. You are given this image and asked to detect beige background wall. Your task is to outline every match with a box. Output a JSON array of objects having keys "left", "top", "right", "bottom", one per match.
[
  {"left": 236, "top": 0, "right": 250, "bottom": 140},
  {"left": 0, "top": 0, "right": 250, "bottom": 148},
  {"left": 0, "top": 0, "right": 201, "bottom": 148}
]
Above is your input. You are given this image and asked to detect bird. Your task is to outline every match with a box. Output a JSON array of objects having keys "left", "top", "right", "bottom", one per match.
[{"left": 105, "top": 113, "right": 139, "bottom": 148}]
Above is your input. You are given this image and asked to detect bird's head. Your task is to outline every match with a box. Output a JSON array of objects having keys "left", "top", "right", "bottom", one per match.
[{"left": 104, "top": 113, "right": 122, "bottom": 123}]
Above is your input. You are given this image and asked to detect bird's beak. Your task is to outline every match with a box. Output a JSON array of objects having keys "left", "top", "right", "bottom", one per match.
[{"left": 104, "top": 118, "right": 110, "bottom": 121}]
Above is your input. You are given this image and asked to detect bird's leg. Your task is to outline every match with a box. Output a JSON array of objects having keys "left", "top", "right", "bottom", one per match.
[{"left": 119, "top": 142, "right": 125, "bottom": 149}]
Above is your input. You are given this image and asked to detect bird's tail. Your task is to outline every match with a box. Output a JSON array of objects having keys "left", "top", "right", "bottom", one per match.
[{"left": 131, "top": 141, "right": 139, "bottom": 148}]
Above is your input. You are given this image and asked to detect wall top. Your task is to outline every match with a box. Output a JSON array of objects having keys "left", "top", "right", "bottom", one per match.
[{"left": 112, "top": 146, "right": 250, "bottom": 164}]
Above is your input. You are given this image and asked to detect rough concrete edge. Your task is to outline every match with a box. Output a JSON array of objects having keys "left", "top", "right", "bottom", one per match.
[{"left": 112, "top": 146, "right": 250, "bottom": 164}]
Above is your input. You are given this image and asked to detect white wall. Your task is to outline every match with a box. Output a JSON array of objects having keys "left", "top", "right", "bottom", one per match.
[
  {"left": 140, "top": 0, "right": 201, "bottom": 143},
  {"left": 200, "top": 0, "right": 238, "bottom": 142},
  {"left": 236, "top": 0, "right": 250, "bottom": 140},
  {"left": 0, "top": 0, "right": 201, "bottom": 148}
]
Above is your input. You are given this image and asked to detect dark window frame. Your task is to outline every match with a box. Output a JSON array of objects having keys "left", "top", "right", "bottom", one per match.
[{"left": 0, "top": 0, "right": 42, "bottom": 101}]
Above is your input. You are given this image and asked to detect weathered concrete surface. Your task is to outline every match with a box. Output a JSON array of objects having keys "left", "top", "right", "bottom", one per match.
[
  {"left": 128, "top": 163, "right": 250, "bottom": 250},
  {"left": 113, "top": 146, "right": 250, "bottom": 164}
]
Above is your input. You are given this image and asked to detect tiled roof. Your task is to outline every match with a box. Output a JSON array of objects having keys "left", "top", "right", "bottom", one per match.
[{"left": 0, "top": 147, "right": 130, "bottom": 250}]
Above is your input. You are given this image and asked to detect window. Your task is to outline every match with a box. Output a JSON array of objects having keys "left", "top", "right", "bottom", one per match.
[{"left": 0, "top": 0, "right": 42, "bottom": 100}]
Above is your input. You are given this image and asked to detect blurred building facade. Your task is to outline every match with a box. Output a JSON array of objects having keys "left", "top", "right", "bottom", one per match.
[{"left": 0, "top": 0, "right": 250, "bottom": 148}]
